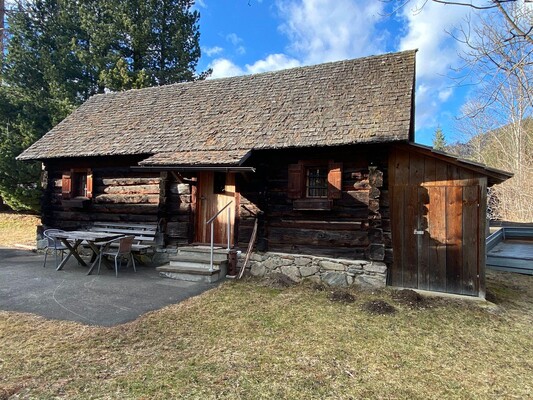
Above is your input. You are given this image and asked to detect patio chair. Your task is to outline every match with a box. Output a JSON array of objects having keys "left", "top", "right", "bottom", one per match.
[
  {"left": 43, "top": 229, "right": 68, "bottom": 268},
  {"left": 97, "top": 235, "right": 136, "bottom": 277}
]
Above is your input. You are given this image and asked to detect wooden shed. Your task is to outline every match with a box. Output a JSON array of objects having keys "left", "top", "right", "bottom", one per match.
[
  {"left": 389, "top": 144, "right": 510, "bottom": 297},
  {"left": 17, "top": 50, "right": 511, "bottom": 297}
]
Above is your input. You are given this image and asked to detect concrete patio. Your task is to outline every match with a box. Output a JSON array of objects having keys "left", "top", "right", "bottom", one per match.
[{"left": 0, "top": 247, "right": 217, "bottom": 326}]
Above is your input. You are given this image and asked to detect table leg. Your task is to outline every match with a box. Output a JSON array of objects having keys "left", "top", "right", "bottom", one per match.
[
  {"left": 86, "top": 241, "right": 104, "bottom": 275},
  {"left": 56, "top": 239, "right": 86, "bottom": 271}
]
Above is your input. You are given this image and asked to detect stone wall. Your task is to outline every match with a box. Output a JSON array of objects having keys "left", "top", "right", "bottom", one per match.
[{"left": 246, "top": 252, "right": 387, "bottom": 287}]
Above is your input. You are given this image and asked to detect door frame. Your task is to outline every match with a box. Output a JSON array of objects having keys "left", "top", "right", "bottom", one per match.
[{"left": 194, "top": 171, "right": 237, "bottom": 246}]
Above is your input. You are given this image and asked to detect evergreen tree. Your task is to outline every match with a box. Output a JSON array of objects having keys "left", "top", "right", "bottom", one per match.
[
  {"left": 0, "top": 0, "right": 206, "bottom": 211},
  {"left": 432, "top": 127, "right": 447, "bottom": 151}
]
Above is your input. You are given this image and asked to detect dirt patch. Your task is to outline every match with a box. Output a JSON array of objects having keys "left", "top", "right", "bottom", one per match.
[
  {"left": 361, "top": 300, "right": 397, "bottom": 315},
  {"left": 392, "top": 289, "right": 426, "bottom": 309},
  {"left": 0, "top": 381, "right": 26, "bottom": 400},
  {"left": 328, "top": 289, "right": 356, "bottom": 303},
  {"left": 257, "top": 272, "right": 297, "bottom": 289},
  {"left": 307, "top": 281, "right": 327, "bottom": 292}
]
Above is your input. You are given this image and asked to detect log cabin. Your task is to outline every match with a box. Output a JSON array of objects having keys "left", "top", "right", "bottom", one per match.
[{"left": 17, "top": 50, "right": 511, "bottom": 297}]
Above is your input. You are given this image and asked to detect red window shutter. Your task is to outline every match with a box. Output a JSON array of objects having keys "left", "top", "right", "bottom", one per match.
[
  {"left": 86, "top": 169, "right": 93, "bottom": 199},
  {"left": 62, "top": 171, "right": 72, "bottom": 200},
  {"left": 288, "top": 163, "right": 304, "bottom": 199},
  {"left": 328, "top": 161, "right": 343, "bottom": 199}
]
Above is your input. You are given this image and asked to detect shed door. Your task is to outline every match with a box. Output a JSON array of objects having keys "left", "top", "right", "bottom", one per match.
[
  {"left": 195, "top": 171, "right": 235, "bottom": 246},
  {"left": 390, "top": 185, "right": 481, "bottom": 296}
]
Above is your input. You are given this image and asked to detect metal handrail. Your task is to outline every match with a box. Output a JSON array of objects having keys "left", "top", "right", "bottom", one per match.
[
  {"left": 206, "top": 200, "right": 233, "bottom": 271},
  {"left": 206, "top": 201, "right": 233, "bottom": 225}
]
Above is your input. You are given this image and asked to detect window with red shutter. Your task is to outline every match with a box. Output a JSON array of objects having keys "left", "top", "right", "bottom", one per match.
[
  {"left": 62, "top": 169, "right": 93, "bottom": 199},
  {"left": 288, "top": 163, "right": 304, "bottom": 199},
  {"left": 61, "top": 172, "right": 72, "bottom": 200},
  {"left": 288, "top": 160, "right": 343, "bottom": 209},
  {"left": 327, "top": 162, "right": 342, "bottom": 199}
]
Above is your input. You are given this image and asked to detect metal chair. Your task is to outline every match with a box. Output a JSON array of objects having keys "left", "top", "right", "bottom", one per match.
[
  {"left": 97, "top": 235, "right": 136, "bottom": 277},
  {"left": 43, "top": 229, "right": 68, "bottom": 268}
]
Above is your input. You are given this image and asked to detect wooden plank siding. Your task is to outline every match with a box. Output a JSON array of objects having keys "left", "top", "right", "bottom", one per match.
[
  {"left": 462, "top": 185, "right": 480, "bottom": 295},
  {"left": 389, "top": 146, "right": 486, "bottom": 296},
  {"left": 445, "top": 186, "right": 463, "bottom": 294},
  {"left": 428, "top": 186, "right": 447, "bottom": 292}
]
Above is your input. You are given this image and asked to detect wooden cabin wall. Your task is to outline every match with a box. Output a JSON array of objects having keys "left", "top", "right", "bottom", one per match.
[
  {"left": 162, "top": 172, "right": 196, "bottom": 246},
  {"left": 237, "top": 145, "right": 392, "bottom": 260},
  {"left": 42, "top": 157, "right": 160, "bottom": 230},
  {"left": 42, "top": 158, "right": 197, "bottom": 246}
]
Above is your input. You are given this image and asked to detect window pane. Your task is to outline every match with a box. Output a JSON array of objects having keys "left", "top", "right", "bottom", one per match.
[
  {"left": 307, "top": 167, "right": 328, "bottom": 198},
  {"left": 73, "top": 173, "right": 87, "bottom": 197}
]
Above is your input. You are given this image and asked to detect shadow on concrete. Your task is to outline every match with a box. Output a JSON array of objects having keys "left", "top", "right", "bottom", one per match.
[{"left": 0, "top": 247, "right": 217, "bottom": 326}]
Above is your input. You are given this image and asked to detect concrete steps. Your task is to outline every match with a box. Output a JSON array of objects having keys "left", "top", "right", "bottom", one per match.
[{"left": 156, "top": 246, "right": 229, "bottom": 283}]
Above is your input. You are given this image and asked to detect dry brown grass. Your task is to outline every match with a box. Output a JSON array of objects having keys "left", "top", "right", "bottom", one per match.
[
  {"left": 0, "top": 212, "right": 39, "bottom": 248},
  {"left": 0, "top": 271, "right": 532, "bottom": 399}
]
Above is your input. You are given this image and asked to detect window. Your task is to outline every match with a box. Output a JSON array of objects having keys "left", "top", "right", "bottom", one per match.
[
  {"left": 306, "top": 167, "right": 328, "bottom": 198},
  {"left": 288, "top": 160, "right": 342, "bottom": 210},
  {"left": 73, "top": 172, "right": 88, "bottom": 197},
  {"left": 62, "top": 169, "right": 93, "bottom": 200}
]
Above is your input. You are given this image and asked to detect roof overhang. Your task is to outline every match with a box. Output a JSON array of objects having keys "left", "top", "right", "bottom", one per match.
[
  {"left": 133, "top": 149, "right": 255, "bottom": 172},
  {"left": 138, "top": 149, "right": 252, "bottom": 167},
  {"left": 404, "top": 143, "right": 513, "bottom": 186},
  {"left": 132, "top": 165, "right": 255, "bottom": 172}
]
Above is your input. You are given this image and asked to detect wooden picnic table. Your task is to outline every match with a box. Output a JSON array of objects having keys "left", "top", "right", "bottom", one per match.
[{"left": 49, "top": 231, "right": 123, "bottom": 275}]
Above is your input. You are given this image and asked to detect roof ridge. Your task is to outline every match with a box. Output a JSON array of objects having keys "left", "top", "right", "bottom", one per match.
[{"left": 89, "top": 49, "right": 418, "bottom": 99}]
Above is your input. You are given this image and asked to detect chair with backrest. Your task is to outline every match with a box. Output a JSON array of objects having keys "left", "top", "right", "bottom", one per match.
[
  {"left": 43, "top": 229, "right": 69, "bottom": 268},
  {"left": 97, "top": 235, "right": 136, "bottom": 277}
]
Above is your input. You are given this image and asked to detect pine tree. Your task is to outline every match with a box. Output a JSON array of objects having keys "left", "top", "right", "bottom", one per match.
[
  {"left": 432, "top": 127, "right": 447, "bottom": 151},
  {"left": 0, "top": 0, "right": 206, "bottom": 211}
]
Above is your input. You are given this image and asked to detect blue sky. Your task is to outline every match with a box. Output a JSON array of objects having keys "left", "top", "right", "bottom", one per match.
[{"left": 194, "top": 0, "right": 479, "bottom": 146}]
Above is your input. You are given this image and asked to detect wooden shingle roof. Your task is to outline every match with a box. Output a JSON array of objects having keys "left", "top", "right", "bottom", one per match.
[{"left": 18, "top": 50, "right": 416, "bottom": 163}]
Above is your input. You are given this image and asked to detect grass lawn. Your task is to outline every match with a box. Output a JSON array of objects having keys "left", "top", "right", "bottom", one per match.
[
  {"left": 0, "top": 214, "right": 532, "bottom": 399},
  {"left": 0, "top": 212, "right": 40, "bottom": 248}
]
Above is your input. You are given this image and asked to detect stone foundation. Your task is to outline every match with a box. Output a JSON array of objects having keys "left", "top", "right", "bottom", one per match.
[{"left": 245, "top": 252, "right": 387, "bottom": 287}]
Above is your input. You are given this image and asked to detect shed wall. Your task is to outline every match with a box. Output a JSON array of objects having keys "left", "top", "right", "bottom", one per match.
[{"left": 389, "top": 147, "right": 487, "bottom": 296}]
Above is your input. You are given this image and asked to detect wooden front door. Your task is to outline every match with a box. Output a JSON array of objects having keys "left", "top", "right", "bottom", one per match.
[
  {"left": 195, "top": 171, "right": 236, "bottom": 246},
  {"left": 390, "top": 184, "right": 481, "bottom": 296}
]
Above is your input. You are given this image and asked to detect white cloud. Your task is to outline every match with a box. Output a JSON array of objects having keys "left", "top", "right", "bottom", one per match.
[
  {"left": 245, "top": 54, "right": 300, "bottom": 74},
  {"left": 399, "top": 1, "right": 470, "bottom": 79},
  {"left": 438, "top": 88, "right": 453, "bottom": 102},
  {"left": 226, "top": 33, "right": 243, "bottom": 46},
  {"left": 202, "top": 46, "right": 223, "bottom": 57},
  {"left": 208, "top": 54, "right": 300, "bottom": 79},
  {"left": 209, "top": 59, "right": 245, "bottom": 79},
  {"left": 277, "top": 0, "right": 386, "bottom": 64},
  {"left": 398, "top": 0, "right": 474, "bottom": 131},
  {"left": 196, "top": 0, "right": 207, "bottom": 8},
  {"left": 226, "top": 33, "right": 246, "bottom": 55}
]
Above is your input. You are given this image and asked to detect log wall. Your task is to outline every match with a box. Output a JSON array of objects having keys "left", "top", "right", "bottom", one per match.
[
  {"left": 237, "top": 145, "right": 392, "bottom": 260},
  {"left": 42, "top": 158, "right": 196, "bottom": 245},
  {"left": 43, "top": 159, "right": 160, "bottom": 230}
]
